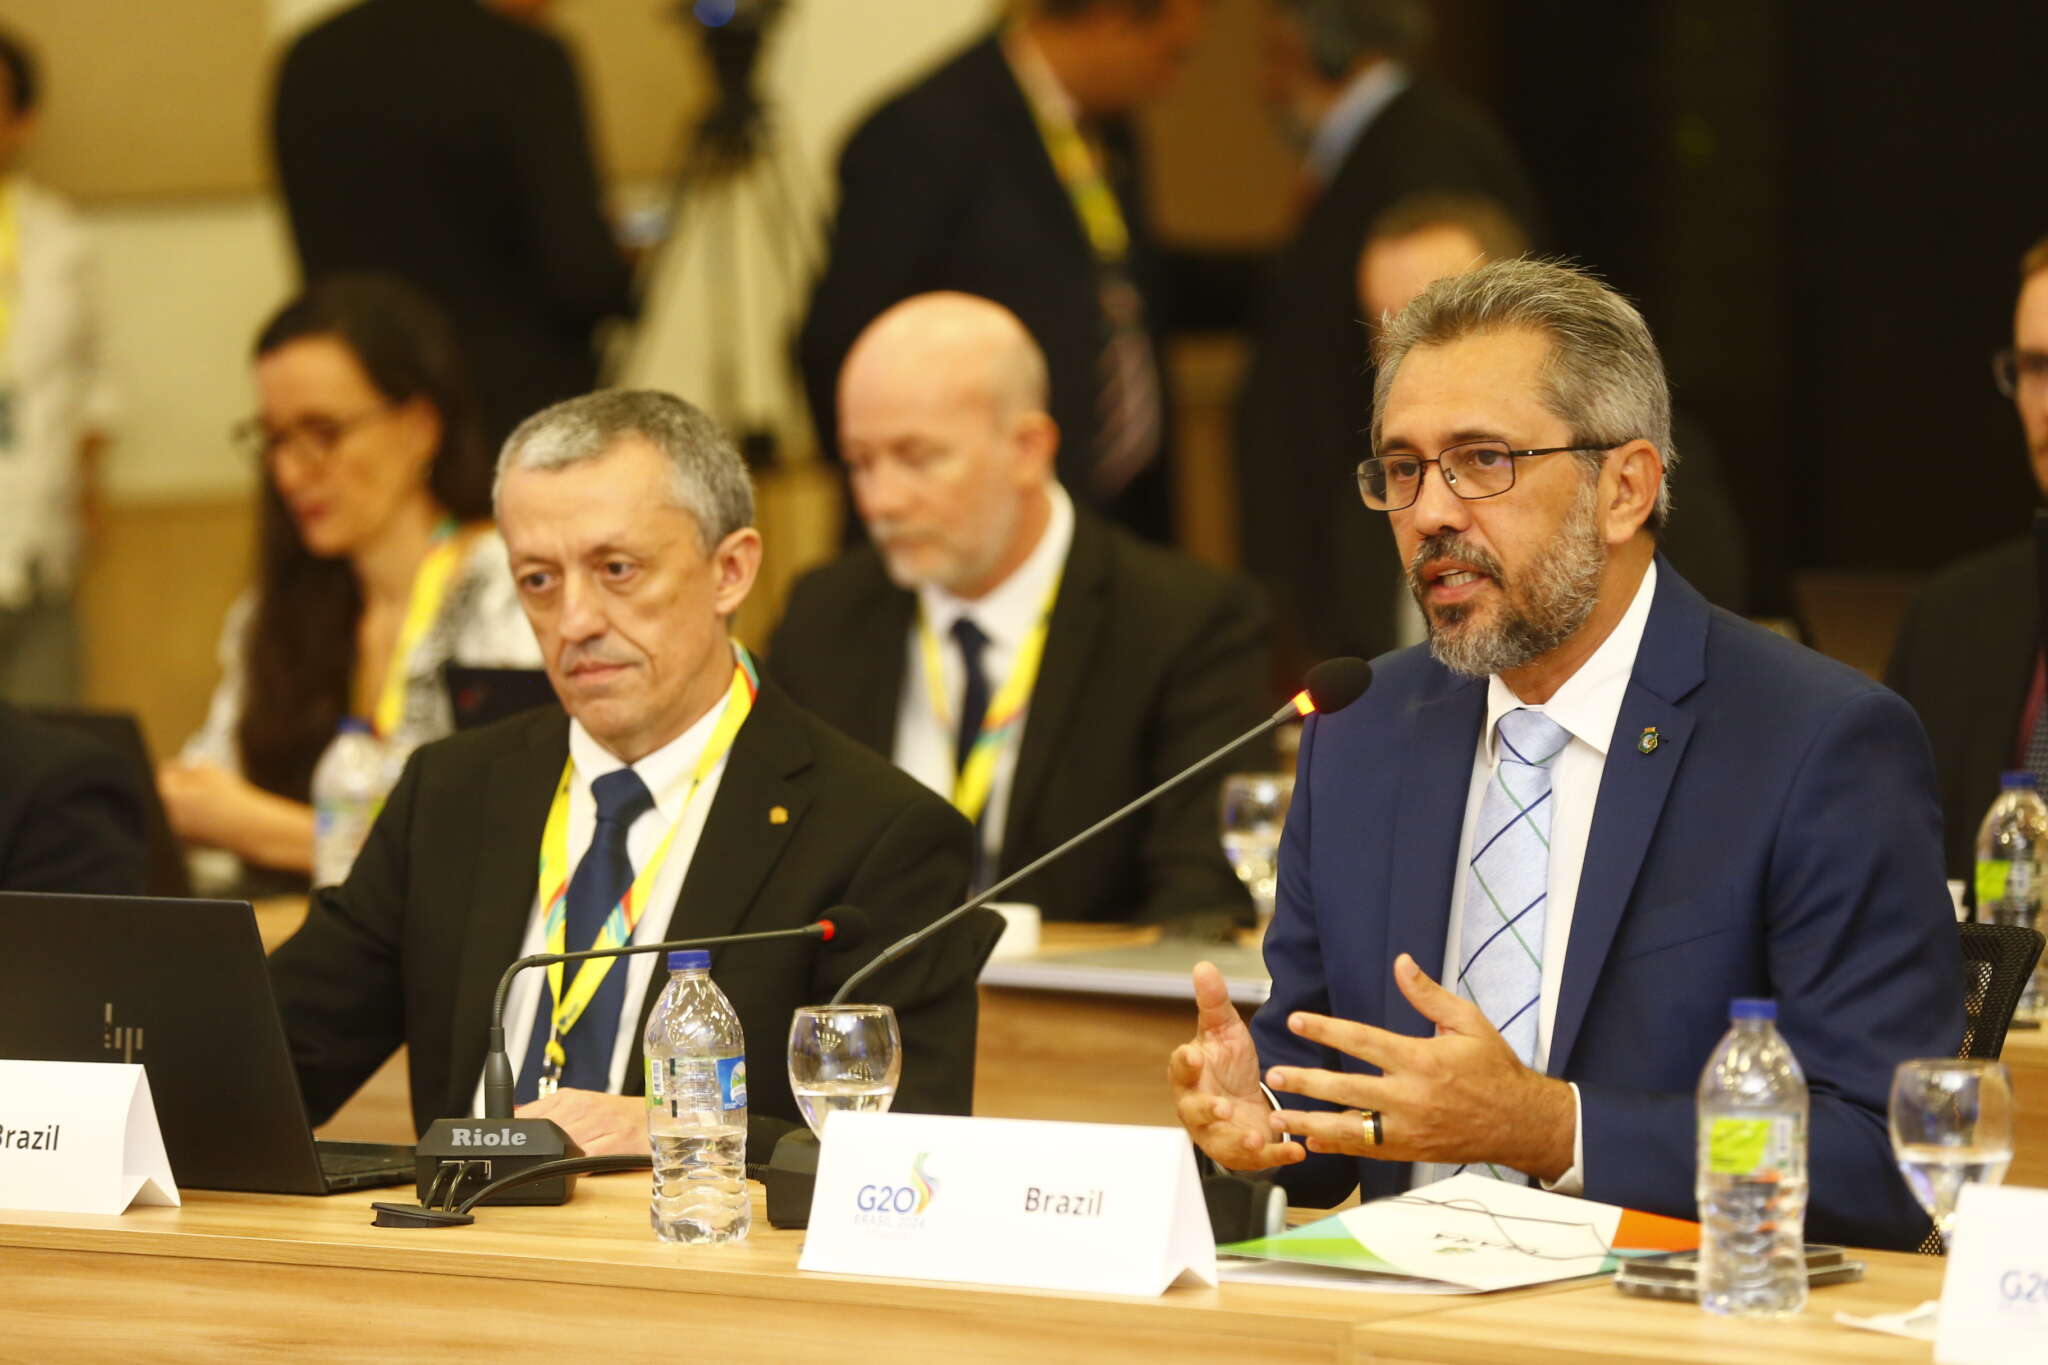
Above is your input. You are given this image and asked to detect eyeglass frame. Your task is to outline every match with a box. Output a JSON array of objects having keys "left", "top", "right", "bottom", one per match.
[
  {"left": 1354, "top": 440, "right": 1622, "bottom": 512},
  {"left": 231, "top": 403, "right": 397, "bottom": 467},
  {"left": 1992, "top": 347, "right": 2048, "bottom": 399}
]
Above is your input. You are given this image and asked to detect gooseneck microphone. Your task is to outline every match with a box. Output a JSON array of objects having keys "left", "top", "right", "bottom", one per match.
[
  {"left": 480, "top": 906, "right": 873, "bottom": 1120},
  {"left": 829, "top": 657, "right": 1372, "bottom": 1005}
]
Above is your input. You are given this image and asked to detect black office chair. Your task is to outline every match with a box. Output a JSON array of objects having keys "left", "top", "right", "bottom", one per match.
[
  {"left": 1957, "top": 921, "right": 2045, "bottom": 1062},
  {"left": 1913, "top": 920, "right": 2043, "bottom": 1254}
]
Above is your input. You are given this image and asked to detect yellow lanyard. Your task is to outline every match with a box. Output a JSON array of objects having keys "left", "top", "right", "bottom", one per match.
[
  {"left": 916, "top": 572, "right": 1062, "bottom": 824},
  {"left": 0, "top": 179, "right": 19, "bottom": 363},
  {"left": 371, "top": 521, "right": 463, "bottom": 739},
  {"left": 532, "top": 648, "right": 759, "bottom": 1083},
  {"left": 1009, "top": 33, "right": 1130, "bottom": 264}
]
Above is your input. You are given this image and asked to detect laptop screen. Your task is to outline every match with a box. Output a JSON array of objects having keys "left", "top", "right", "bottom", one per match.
[{"left": 0, "top": 892, "right": 337, "bottom": 1194}]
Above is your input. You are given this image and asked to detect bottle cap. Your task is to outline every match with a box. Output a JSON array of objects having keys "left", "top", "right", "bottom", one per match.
[
  {"left": 668, "top": 949, "right": 711, "bottom": 972},
  {"left": 1729, "top": 997, "right": 1776, "bottom": 1021},
  {"left": 2001, "top": 770, "right": 2040, "bottom": 789}
]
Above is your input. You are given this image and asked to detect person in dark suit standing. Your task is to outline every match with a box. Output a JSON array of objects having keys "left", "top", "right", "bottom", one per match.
[
  {"left": 0, "top": 703, "right": 146, "bottom": 895},
  {"left": 271, "top": 0, "right": 635, "bottom": 448},
  {"left": 797, "top": 0, "right": 1206, "bottom": 544},
  {"left": 1888, "top": 233, "right": 2048, "bottom": 880},
  {"left": 773, "top": 293, "right": 1268, "bottom": 929},
  {"left": 1235, "top": 0, "right": 1541, "bottom": 670},
  {"left": 1171, "top": 259, "right": 1959, "bottom": 1250},
  {"left": 268, "top": 391, "right": 983, "bottom": 1153}
]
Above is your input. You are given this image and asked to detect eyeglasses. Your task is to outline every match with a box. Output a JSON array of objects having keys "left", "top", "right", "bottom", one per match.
[
  {"left": 1355, "top": 440, "right": 1616, "bottom": 512},
  {"left": 1993, "top": 348, "right": 2048, "bottom": 399},
  {"left": 232, "top": 404, "right": 393, "bottom": 466}
]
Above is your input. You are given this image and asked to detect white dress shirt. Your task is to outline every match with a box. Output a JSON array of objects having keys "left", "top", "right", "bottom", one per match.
[
  {"left": 1431, "top": 560, "right": 1659, "bottom": 1192},
  {"left": 892, "top": 484, "right": 1076, "bottom": 866},
  {"left": 1305, "top": 61, "right": 1412, "bottom": 187},
  {"left": 0, "top": 177, "right": 117, "bottom": 609},
  {"left": 477, "top": 674, "right": 737, "bottom": 1110}
]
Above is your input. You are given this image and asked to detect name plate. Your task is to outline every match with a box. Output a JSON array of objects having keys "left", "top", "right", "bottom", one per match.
[
  {"left": 0, "top": 1060, "right": 177, "bottom": 1215},
  {"left": 1936, "top": 1182, "right": 2048, "bottom": 1363},
  {"left": 798, "top": 1112, "right": 1215, "bottom": 1296}
]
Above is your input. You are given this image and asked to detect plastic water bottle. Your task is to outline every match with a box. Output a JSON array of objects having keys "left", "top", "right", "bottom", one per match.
[
  {"left": 1975, "top": 770, "right": 2048, "bottom": 1021},
  {"left": 644, "top": 949, "right": 750, "bottom": 1243},
  {"left": 1696, "top": 998, "right": 1809, "bottom": 1318},
  {"left": 309, "top": 718, "right": 384, "bottom": 887}
]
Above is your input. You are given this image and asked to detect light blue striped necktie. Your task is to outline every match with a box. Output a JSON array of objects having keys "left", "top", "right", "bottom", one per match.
[{"left": 1424, "top": 706, "right": 1570, "bottom": 1188}]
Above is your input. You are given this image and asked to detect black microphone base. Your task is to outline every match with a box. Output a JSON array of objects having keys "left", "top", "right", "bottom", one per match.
[
  {"left": 763, "top": 1127, "right": 820, "bottom": 1229},
  {"left": 413, "top": 1117, "right": 585, "bottom": 1208}
]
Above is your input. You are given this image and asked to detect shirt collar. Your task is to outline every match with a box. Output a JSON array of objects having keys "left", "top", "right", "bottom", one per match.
[
  {"left": 566, "top": 644, "right": 740, "bottom": 818},
  {"left": 1483, "top": 559, "right": 1659, "bottom": 767},
  {"left": 918, "top": 483, "right": 1075, "bottom": 651},
  {"left": 1305, "top": 60, "right": 1410, "bottom": 185}
]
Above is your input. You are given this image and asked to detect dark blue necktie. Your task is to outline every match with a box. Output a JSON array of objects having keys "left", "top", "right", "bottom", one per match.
[
  {"left": 516, "top": 767, "right": 656, "bottom": 1103},
  {"left": 952, "top": 616, "right": 991, "bottom": 775}
]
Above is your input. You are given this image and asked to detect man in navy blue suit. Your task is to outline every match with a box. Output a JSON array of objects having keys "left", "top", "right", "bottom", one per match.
[{"left": 1170, "top": 258, "right": 1962, "bottom": 1250}]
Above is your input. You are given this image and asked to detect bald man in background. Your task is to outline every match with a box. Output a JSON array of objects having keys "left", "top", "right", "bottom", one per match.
[{"left": 770, "top": 293, "right": 1270, "bottom": 928}]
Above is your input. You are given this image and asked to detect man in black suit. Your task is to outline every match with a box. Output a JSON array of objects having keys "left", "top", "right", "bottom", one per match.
[
  {"left": 1888, "top": 233, "right": 2048, "bottom": 878},
  {"left": 1234, "top": 0, "right": 1540, "bottom": 670},
  {"left": 268, "top": 391, "right": 982, "bottom": 1154},
  {"left": 772, "top": 294, "right": 1268, "bottom": 928},
  {"left": 797, "top": 0, "right": 1205, "bottom": 544},
  {"left": 272, "top": 0, "right": 634, "bottom": 447},
  {"left": 0, "top": 703, "right": 146, "bottom": 895}
]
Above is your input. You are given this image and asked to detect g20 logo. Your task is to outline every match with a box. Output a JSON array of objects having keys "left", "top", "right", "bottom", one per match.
[
  {"left": 2000, "top": 1270, "right": 2047, "bottom": 1304},
  {"left": 856, "top": 1152, "right": 939, "bottom": 1216}
]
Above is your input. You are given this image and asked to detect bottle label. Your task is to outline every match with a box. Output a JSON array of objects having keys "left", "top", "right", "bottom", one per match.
[
  {"left": 717, "top": 1056, "right": 748, "bottom": 1110},
  {"left": 1707, "top": 1117, "right": 1794, "bottom": 1177},
  {"left": 1978, "top": 859, "right": 2012, "bottom": 908},
  {"left": 644, "top": 1056, "right": 747, "bottom": 1110}
]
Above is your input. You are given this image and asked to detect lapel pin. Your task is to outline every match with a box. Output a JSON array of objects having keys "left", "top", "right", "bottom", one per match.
[
  {"left": 769, "top": 805, "right": 789, "bottom": 825},
  {"left": 1636, "top": 726, "right": 1661, "bottom": 755}
]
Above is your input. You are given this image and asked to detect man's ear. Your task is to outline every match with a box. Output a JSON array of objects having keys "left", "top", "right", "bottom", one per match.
[
  {"left": 1601, "top": 439, "right": 1664, "bottom": 545},
  {"left": 1010, "top": 411, "right": 1059, "bottom": 489},
  {"left": 709, "top": 527, "right": 763, "bottom": 618}
]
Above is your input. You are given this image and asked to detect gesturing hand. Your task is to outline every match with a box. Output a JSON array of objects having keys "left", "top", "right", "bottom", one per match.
[
  {"left": 1260, "top": 954, "right": 1574, "bottom": 1182},
  {"left": 1168, "top": 961, "right": 1304, "bottom": 1171}
]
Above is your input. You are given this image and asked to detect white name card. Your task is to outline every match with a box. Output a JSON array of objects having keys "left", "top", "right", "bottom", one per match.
[
  {"left": 0, "top": 1059, "right": 177, "bottom": 1215},
  {"left": 798, "top": 1112, "right": 1216, "bottom": 1297},
  {"left": 1935, "top": 1182, "right": 2048, "bottom": 1364},
  {"left": 1933, "top": 1186, "right": 2048, "bottom": 1365}
]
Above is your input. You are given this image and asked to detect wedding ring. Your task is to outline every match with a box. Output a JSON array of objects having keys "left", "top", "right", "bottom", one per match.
[{"left": 1359, "top": 1108, "right": 1383, "bottom": 1146}]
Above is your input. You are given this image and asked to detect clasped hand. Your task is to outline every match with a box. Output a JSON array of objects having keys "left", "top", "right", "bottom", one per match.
[
  {"left": 1169, "top": 953, "right": 1573, "bottom": 1183},
  {"left": 516, "top": 1089, "right": 650, "bottom": 1156}
]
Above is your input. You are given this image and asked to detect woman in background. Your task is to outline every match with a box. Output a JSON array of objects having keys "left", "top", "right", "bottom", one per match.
[{"left": 160, "top": 274, "right": 539, "bottom": 882}]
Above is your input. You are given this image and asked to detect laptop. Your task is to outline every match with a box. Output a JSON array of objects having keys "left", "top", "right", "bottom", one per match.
[
  {"left": 26, "top": 707, "right": 192, "bottom": 899},
  {"left": 0, "top": 892, "right": 414, "bottom": 1194},
  {"left": 443, "top": 665, "right": 559, "bottom": 732}
]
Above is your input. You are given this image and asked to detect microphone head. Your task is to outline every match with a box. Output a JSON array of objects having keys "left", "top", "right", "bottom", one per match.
[
  {"left": 1303, "top": 657, "right": 1373, "bottom": 716},
  {"left": 817, "top": 904, "right": 873, "bottom": 952}
]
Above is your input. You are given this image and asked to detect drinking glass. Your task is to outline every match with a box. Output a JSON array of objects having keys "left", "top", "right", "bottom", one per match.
[
  {"left": 1221, "top": 774, "right": 1293, "bottom": 924},
  {"left": 787, "top": 1004, "right": 901, "bottom": 1139},
  {"left": 1888, "top": 1058, "right": 2014, "bottom": 1245}
]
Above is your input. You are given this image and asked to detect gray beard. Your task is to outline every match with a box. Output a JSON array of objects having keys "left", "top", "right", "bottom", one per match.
[{"left": 1411, "top": 482, "right": 1606, "bottom": 679}]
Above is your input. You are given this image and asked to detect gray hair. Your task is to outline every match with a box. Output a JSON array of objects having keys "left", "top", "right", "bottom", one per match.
[
  {"left": 1370, "top": 257, "right": 1677, "bottom": 531},
  {"left": 494, "top": 389, "right": 755, "bottom": 551}
]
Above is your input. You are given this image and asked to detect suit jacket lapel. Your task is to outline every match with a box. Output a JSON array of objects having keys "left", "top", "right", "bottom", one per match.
[
  {"left": 859, "top": 570, "right": 917, "bottom": 755},
  {"left": 1550, "top": 563, "right": 1708, "bottom": 1074},
  {"left": 1383, "top": 672, "right": 1485, "bottom": 1039},
  {"left": 1000, "top": 512, "right": 1110, "bottom": 870},
  {"left": 448, "top": 711, "right": 567, "bottom": 1112}
]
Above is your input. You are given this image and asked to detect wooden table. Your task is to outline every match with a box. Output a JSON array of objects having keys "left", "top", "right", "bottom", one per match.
[{"left": 0, "top": 1176, "right": 1944, "bottom": 1363}]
